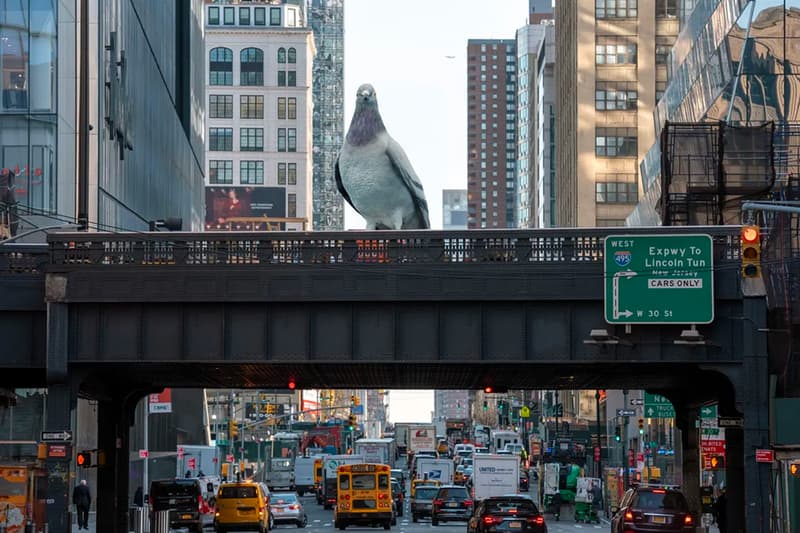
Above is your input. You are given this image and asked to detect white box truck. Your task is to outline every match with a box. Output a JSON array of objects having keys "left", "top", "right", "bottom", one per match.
[
  {"left": 415, "top": 458, "right": 454, "bottom": 484},
  {"left": 471, "top": 454, "right": 520, "bottom": 501},
  {"left": 408, "top": 424, "right": 437, "bottom": 453},
  {"left": 321, "top": 454, "right": 364, "bottom": 509},
  {"left": 294, "top": 456, "right": 317, "bottom": 496},
  {"left": 354, "top": 438, "right": 396, "bottom": 468}
]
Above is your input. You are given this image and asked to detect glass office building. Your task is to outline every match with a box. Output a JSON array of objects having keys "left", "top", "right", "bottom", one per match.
[{"left": 630, "top": 0, "right": 800, "bottom": 225}]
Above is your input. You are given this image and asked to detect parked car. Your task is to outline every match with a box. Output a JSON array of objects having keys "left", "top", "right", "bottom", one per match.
[
  {"left": 149, "top": 478, "right": 205, "bottom": 533},
  {"left": 610, "top": 485, "right": 694, "bottom": 532},
  {"left": 431, "top": 485, "right": 473, "bottom": 526},
  {"left": 411, "top": 485, "right": 440, "bottom": 523},
  {"left": 467, "top": 495, "right": 547, "bottom": 533},
  {"left": 270, "top": 491, "right": 308, "bottom": 528},
  {"left": 215, "top": 481, "right": 271, "bottom": 533},
  {"left": 391, "top": 479, "right": 404, "bottom": 517}
]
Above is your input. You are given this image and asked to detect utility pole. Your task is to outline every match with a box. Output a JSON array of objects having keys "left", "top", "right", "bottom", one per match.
[
  {"left": 622, "top": 389, "right": 630, "bottom": 490},
  {"left": 228, "top": 390, "right": 234, "bottom": 460},
  {"left": 595, "top": 390, "right": 602, "bottom": 479}
]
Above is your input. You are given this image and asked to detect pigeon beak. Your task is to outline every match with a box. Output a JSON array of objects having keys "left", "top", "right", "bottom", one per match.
[{"left": 360, "top": 91, "right": 370, "bottom": 99}]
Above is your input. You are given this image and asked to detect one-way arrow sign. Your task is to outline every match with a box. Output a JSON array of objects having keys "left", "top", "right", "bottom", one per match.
[
  {"left": 41, "top": 430, "right": 73, "bottom": 442},
  {"left": 617, "top": 409, "right": 636, "bottom": 417}
]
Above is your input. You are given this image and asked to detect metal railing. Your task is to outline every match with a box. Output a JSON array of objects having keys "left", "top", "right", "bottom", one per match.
[{"left": 44, "top": 227, "right": 743, "bottom": 269}]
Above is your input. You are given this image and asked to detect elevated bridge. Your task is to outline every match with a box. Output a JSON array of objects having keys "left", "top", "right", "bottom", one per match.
[{"left": 0, "top": 227, "right": 770, "bottom": 532}]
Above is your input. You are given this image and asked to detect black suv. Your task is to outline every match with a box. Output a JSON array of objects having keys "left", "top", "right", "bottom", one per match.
[
  {"left": 467, "top": 495, "right": 547, "bottom": 533},
  {"left": 149, "top": 478, "right": 205, "bottom": 533},
  {"left": 431, "top": 485, "right": 473, "bottom": 526},
  {"left": 610, "top": 485, "right": 694, "bottom": 532}
]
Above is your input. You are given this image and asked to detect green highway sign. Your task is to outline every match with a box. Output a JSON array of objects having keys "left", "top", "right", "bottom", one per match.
[
  {"left": 604, "top": 234, "right": 714, "bottom": 324},
  {"left": 644, "top": 392, "right": 676, "bottom": 418}
]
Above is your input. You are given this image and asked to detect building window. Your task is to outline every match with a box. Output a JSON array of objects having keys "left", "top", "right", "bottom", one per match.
[
  {"left": 595, "top": 82, "right": 637, "bottom": 110},
  {"left": 209, "top": 128, "right": 233, "bottom": 151},
  {"left": 278, "top": 47, "right": 286, "bottom": 64},
  {"left": 239, "top": 7, "right": 250, "bottom": 25},
  {"left": 287, "top": 47, "right": 297, "bottom": 64},
  {"left": 270, "top": 7, "right": 281, "bottom": 26},
  {"left": 288, "top": 163, "right": 297, "bottom": 185},
  {"left": 240, "top": 161, "right": 264, "bottom": 185},
  {"left": 278, "top": 97, "right": 286, "bottom": 119},
  {"left": 209, "top": 6, "right": 219, "bottom": 25},
  {"left": 223, "top": 6, "right": 234, "bottom": 25},
  {"left": 209, "top": 47, "right": 233, "bottom": 85},
  {"left": 240, "top": 128, "right": 264, "bottom": 152},
  {"left": 240, "top": 48, "right": 264, "bottom": 86},
  {"left": 288, "top": 193, "right": 297, "bottom": 217},
  {"left": 287, "top": 97, "right": 296, "bottom": 119},
  {"left": 209, "top": 95, "right": 233, "bottom": 118},
  {"left": 240, "top": 95, "right": 264, "bottom": 119},
  {"left": 595, "top": 36, "right": 637, "bottom": 65},
  {"left": 277, "top": 162, "right": 287, "bottom": 184},
  {"left": 595, "top": 0, "right": 637, "bottom": 18},
  {"left": 254, "top": 7, "right": 266, "bottom": 25},
  {"left": 288, "top": 129, "right": 297, "bottom": 152},
  {"left": 656, "top": 81, "right": 667, "bottom": 104},
  {"left": 278, "top": 128, "right": 287, "bottom": 152},
  {"left": 595, "top": 128, "right": 637, "bottom": 157},
  {"left": 278, "top": 71, "right": 297, "bottom": 87},
  {"left": 209, "top": 160, "right": 233, "bottom": 184},
  {"left": 656, "top": 0, "right": 678, "bottom": 17},
  {"left": 656, "top": 45, "right": 670, "bottom": 64},
  {"left": 596, "top": 180, "right": 638, "bottom": 203}
]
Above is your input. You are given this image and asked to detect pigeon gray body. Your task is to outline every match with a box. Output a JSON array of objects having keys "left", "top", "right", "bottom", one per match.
[{"left": 336, "top": 84, "right": 430, "bottom": 229}]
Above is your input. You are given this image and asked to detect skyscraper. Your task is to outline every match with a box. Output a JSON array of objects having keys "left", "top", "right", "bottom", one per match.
[
  {"left": 442, "top": 190, "right": 468, "bottom": 229},
  {"left": 466, "top": 39, "right": 518, "bottom": 229},
  {"left": 555, "top": 1, "right": 679, "bottom": 227},
  {"left": 204, "top": 1, "right": 315, "bottom": 232},
  {"left": 307, "top": 0, "right": 345, "bottom": 230}
]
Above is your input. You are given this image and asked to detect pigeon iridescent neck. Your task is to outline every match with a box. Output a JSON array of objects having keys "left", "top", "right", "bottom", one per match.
[{"left": 346, "top": 104, "right": 386, "bottom": 146}]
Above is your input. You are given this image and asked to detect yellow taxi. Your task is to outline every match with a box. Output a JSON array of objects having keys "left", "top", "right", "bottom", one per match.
[
  {"left": 410, "top": 479, "right": 440, "bottom": 499},
  {"left": 214, "top": 481, "right": 271, "bottom": 533}
]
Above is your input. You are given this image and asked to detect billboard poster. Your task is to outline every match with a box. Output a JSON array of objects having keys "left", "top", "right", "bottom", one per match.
[{"left": 205, "top": 187, "right": 286, "bottom": 230}]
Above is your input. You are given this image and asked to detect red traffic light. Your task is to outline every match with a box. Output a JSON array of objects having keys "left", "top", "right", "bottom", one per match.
[
  {"left": 741, "top": 225, "right": 759, "bottom": 244},
  {"left": 484, "top": 387, "right": 493, "bottom": 394},
  {"left": 288, "top": 378, "right": 296, "bottom": 390},
  {"left": 77, "top": 451, "right": 91, "bottom": 467},
  {"left": 790, "top": 462, "right": 800, "bottom": 478}
]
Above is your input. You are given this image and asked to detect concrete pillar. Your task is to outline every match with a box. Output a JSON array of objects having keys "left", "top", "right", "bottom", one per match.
[
  {"left": 678, "top": 407, "right": 701, "bottom": 516},
  {"left": 97, "top": 397, "right": 132, "bottom": 533}
]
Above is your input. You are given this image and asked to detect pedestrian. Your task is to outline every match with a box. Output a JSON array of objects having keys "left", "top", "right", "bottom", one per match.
[
  {"left": 134, "top": 486, "right": 144, "bottom": 507},
  {"left": 551, "top": 491, "right": 562, "bottom": 521},
  {"left": 73, "top": 479, "right": 91, "bottom": 530},
  {"left": 713, "top": 489, "right": 727, "bottom": 533}
]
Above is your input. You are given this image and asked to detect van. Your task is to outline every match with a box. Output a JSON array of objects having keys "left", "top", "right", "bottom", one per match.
[
  {"left": 214, "top": 481, "right": 271, "bottom": 533},
  {"left": 149, "top": 478, "right": 205, "bottom": 533}
]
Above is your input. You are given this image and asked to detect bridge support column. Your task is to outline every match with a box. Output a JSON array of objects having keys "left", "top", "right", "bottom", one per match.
[
  {"left": 96, "top": 397, "right": 132, "bottom": 533},
  {"left": 676, "top": 407, "right": 701, "bottom": 517}
]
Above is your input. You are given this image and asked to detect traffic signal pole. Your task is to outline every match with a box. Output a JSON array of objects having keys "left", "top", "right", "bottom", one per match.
[{"left": 623, "top": 389, "right": 629, "bottom": 490}]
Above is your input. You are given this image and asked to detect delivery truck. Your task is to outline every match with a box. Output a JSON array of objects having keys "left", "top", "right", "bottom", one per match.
[
  {"left": 321, "top": 454, "right": 364, "bottom": 509},
  {"left": 471, "top": 454, "right": 520, "bottom": 501},
  {"left": 354, "top": 438, "right": 396, "bottom": 468},
  {"left": 408, "top": 424, "right": 437, "bottom": 453},
  {"left": 294, "top": 456, "right": 317, "bottom": 496},
  {"left": 415, "top": 458, "right": 454, "bottom": 484}
]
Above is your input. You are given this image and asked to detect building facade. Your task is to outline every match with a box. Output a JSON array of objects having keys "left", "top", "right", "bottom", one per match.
[
  {"left": 466, "top": 39, "right": 517, "bottom": 229},
  {"left": 442, "top": 189, "right": 468, "bottom": 229},
  {"left": 1, "top": 1, "right": 205, "bottom": 239},
  {"left": 555, "top": 0, "right": 679, "bottom": 227},
  {"left": 434, "top": 391, "right": 471, "bottom": 423},
  {"left": 516, "top": 20, "right": 555, "bottom": 228},
  {"left": 204, "top": 1, "right": 314, "bottom": 231},
  {"left": 307, "top": 0, "right": 345, "bottom": 230}
]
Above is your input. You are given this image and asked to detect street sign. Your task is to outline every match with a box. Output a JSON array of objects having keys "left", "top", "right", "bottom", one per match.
[
  {"left": 700, "top": 404, "right": 718, "bottom": 428},
  {"left": 139, "top": 450, "right": 149, "bottom": 459},
  {"left": 630, "top": 399, "right": 644, "bottom": 406},
  {"left": 520, "top": 406, "right": 531, "bottom": 419},
  {"left": 616, "top": 409, "right": 636, "bottom": 417},
  {"left": 718, "top": 417, "right": 744, "bottom": 428},
  {"left": 48, "top": 445, "right": 68, "bottom": 458},
  {"left": 755, "top": 449, "right": 774, "bottom": 463},
  {"left": 226, "top": 454, "right": 235, "bottom": 463},
  {"left": 644, "top": 393, "right": 676, "bottom": 418},
  {"left": 41, "top": 430, "right": 73, "bottom": 442},
  {"left": 604, "top": 234, "right": 714, "bottom": 324},
  {"left": 351, "top": 405, "right": 364, "bottom": 415}
]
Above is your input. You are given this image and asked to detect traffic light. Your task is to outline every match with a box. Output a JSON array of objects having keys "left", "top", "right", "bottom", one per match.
[
  {"left": 498, "top": 401, "right": 505, "bottom": 413},
  {"left": 229, "top": 420, "right": 239, "bottom": 439},
  {"left": 709, "top": 455, "right": 725, "bottom": 469},
  {"left": 77, "top": 451, "right": 91, "bottom": 468},
  {"left": 354, "top": 396, "right": 361, "bottom": 406},
  {"left": 347, "top": 415, "right": 357, "bottom": 430},
  {"left": 741, "top": 225, "right": 761, "bottom": 278},
  {"left": 350, "top": 395, "right": 356, "bottom": 406},
  {"left": 638, "top": 418, "right": 645, "bottom": 435},
  {"left": 483, "top": 401, "right": 488, "bottom": 412},
  {"left": 614, "top": 426, "right": 621, "bottom": 442},
  {"left": 790, "top": 461, "right": 800, "bottom": 478},
  {"left": 288, "top": 378, "right": 296, "bottom": 390}
]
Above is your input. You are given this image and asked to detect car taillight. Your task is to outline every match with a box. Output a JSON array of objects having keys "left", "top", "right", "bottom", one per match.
[
  {"left": 464, "top": 499, "right": 473, "bottom": 507},
  {"left": 433, "top": 499, "right": 444, "bottom": 506},
  {"left": 624, "top": 511, "right": 634, "bottom": 521},
  {"left": 684, "top": 515, "right": 693, "bottom": 525},
  {"left": 482, "top": 516, "right": 502, "bottom": 525},
  {"left": 378, "top": 493, "right": 387, "bottom": 500},
  {"left": 289, "top": 504, "right": 300, "bottom": 510},
  {"left": 525, "top": 516, "right": 545, "bottom": 526},
  {"left": 198, "top": 495, "right": 203, "bottom": 511}
]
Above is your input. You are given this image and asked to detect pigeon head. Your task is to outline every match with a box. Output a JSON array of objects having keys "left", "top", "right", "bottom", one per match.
[{"left": 347, "top": 83, "right": 386, "bottom": 146}]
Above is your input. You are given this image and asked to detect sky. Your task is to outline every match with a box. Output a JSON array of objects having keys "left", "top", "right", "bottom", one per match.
[
  {"left": 342, "top": 0, "right": 531, "bottom": 231},
  {"left": 342, "top": 1, "right": 531, "bottom": 422}
]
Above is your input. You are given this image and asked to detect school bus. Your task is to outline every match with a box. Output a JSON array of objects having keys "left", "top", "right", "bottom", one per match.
[{"left": 333, "top": 463, "right": 393, "bottom": 530}]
